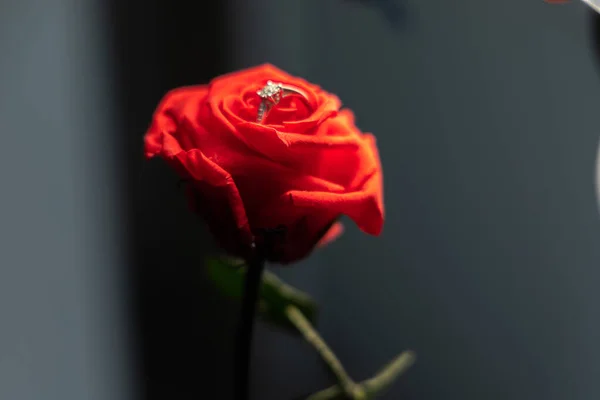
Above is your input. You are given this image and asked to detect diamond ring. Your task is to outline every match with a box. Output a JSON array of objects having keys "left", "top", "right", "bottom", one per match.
[{"left": 256, "top": 81, "right": 308, "bottom": 123}]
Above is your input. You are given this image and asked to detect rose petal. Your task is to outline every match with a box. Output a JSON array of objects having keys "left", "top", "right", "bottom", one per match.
[
  {"left": 144, "top": 85, "right": 209, "bottom": 158},
  {"left": 283, "top": 137, "right": 384, "bottom": 237},
  {"left": 316, "top": 221, "right": 345, "bottom": 248},
  {"left": 174, "top": 149, "right": 251, "bottom": 234}
]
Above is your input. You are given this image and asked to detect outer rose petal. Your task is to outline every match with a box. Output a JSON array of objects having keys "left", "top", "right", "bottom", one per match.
[
  {"left": 144, "top": 85, "right": 209, "bottom": 158},
  {"left": 316, "top": 222, "right": 344, "bottom": 248},
  {"left": 174, "top": 149, "right": 254, "bottom": 257},
  {"left": 272, "top": 109, "right": 374, "bottom": 189},
  {"left": 282, "top": 134, "right": 384, "bottom": 236}
]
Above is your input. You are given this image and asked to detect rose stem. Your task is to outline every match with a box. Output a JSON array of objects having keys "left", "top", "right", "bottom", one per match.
[
  {"left": 362, "top": 350, "right": 416, "bottom": 396},
  {"left": 285, "top": 305, "right": 364, "bottom": 399},
  {"left": 233, "top": 249, "right": 265, "bottom": 400},
  {"left": 305, "top": 351, "right": 416, "bottom": 400}
]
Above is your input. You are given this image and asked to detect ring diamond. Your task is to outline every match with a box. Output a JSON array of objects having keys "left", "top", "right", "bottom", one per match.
[{"left": 255, "top": 80, "right": 307, "bottom": 123}]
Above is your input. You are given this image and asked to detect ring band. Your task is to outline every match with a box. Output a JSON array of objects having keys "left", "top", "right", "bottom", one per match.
[{"left": 256, "top": 81, "right": 308, "bottom": 123}]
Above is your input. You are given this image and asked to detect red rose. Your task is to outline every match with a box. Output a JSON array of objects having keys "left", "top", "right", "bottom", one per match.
[{"left": 144, "top": 64, "right": 384, "bottom": 264}]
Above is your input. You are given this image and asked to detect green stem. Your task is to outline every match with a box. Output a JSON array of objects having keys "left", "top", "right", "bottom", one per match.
[
  {"left": 305, "top": 351, "right": 416, "bottom": 400},
  {"left": 285, "top": 305, "right": 364, "bottom": 399},
  {"left": 362, "top": 351, "right": 416, "bottom": 397},
  {"left": 305, "top": 385, "right": 345, "bottom": 400},
  {"left": 262, "top": 270, "right": 316, "bottom": 310}
]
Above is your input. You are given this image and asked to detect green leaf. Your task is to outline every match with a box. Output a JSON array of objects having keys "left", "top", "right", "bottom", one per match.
[
  {"left": 205, "top": 256, "right": 246, "bottom": 299},
  {"left": 205, "top": 256, "right": 319, "bottom": 333}
]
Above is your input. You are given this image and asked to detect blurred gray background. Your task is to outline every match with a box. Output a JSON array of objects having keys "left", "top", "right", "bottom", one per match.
[{"left": 1, "top": 0, "right": 600, "bottom": 399}]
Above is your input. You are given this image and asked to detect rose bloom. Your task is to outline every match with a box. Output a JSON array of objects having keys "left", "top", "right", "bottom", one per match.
[{"left": 144, "top": 64, "right": 384, "bottom": 264}]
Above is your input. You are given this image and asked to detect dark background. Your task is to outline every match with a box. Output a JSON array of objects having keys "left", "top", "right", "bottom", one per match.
[{"left": 1, "top": 0, "right": 600, "bottom": 399}]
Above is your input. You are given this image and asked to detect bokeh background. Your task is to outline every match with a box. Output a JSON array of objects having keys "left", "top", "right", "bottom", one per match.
[{"left": 2, "top": 0, "right": 600, "bottom": 399}]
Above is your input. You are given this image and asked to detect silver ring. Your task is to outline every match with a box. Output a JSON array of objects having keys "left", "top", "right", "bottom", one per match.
[{"left": 256, "top": 80, "right": 308, "bottom": 123}]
